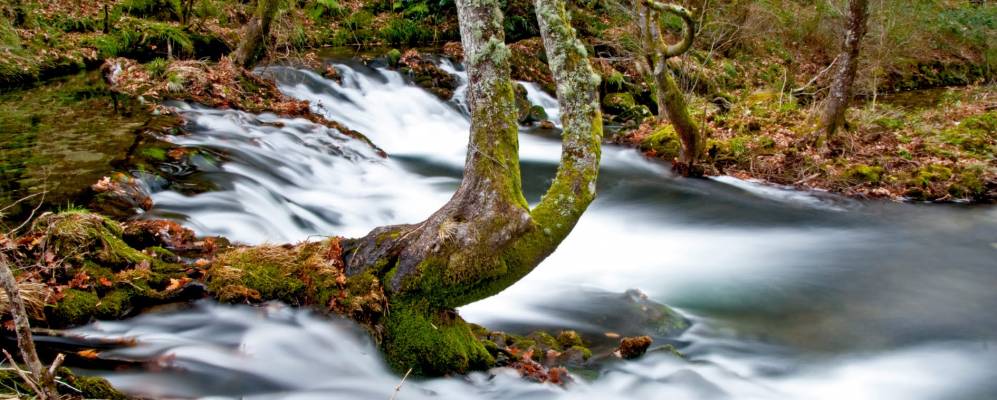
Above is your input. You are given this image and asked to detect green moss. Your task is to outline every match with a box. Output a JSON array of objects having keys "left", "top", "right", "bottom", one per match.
[
  {"left": 602, "top": 92, "right": 635, "bottom": 114},
  {"left": 937, "top": 111, "right": 997, "bottom": 157},
  {"left": 842, "top": 164, "right": 885, "bottom": 184},
  {"left": 96, "top": 289, "right": 133, "bottom": 318},
  {"left": 386, "top": 48, "right": 402, "bottom": 66},
  {"left": 528, "top": 105, "right": 548, "bottom": 122},
  {"left": 0, "top": 369, "right": 34, "bottom": 394},
  {"left": 49, "top": 288, "right": 99, "bottom": 326},
  {"left": 145, "top": 245, "right": 177, "bottom": 259},
  {"left": 58, "top": 368, "right": 127, "bottom": 399},
  {"left": 209, "top": 246, "right": 306, "bottom": 303},
  {"left": 382, "top": 300, "right": 493, "bottom": 375},
  {"left": 640, "top": 124, "right": 682, "bottom": 159},
  {"left": 32, "top": 211, "right": 151, "bottom": 269},
  {"left": 511, "top": 339, "right": 536, "bottom": 352},
  {"left": 526, "top": 330, "right": 560, "bottom": 351},
  {"left": 875, "top": 117, "right": 905, "bottom": 130},
  {"left": 556, "top": 330, "right": 583, "bottom": 347},
  {"left": 911, "top": 164, "right": 953, "bottom": 186},
  {"left": 710, "top": 135, "right": 752, "bottom": 163},
  {"left": 570, "top": 345, "right": 592, "bottom": 360}
]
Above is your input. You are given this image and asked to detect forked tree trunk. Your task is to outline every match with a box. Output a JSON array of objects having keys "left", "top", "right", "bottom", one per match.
[
  {"left": 232, "top": 0, "right": 280, "bottom": 68},
  {"left": 341, "top": 0, "right": 603, "bottom": 375},
  {"left": 634, "top": 1, "right": 702, "bottom": 175},
  {"left": 815, "top": 0, "right": 869, "bottom": 147}
]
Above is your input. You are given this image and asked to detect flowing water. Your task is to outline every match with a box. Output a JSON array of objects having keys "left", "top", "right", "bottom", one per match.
[{"left": 66, "top": 60, "right": 997, "bottom": 399}]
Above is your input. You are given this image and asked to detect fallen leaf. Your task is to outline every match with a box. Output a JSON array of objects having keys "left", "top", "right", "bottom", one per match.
[
  {"left": 165, "top": 277, "right": 190, "bottom": 291},
  {"left": 77, "top": 349, "right": 100, "bottom": 359},
  {"left": 69, "top": 271, "right": 91, "bottom": 289}
]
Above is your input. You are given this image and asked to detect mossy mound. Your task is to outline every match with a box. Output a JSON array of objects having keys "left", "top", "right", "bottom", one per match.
[
  {"left": 639, "top": 124, "right": 683, "bottom": 160},
  {"left": 382, "top": 300, "right": 493, "bottom": 375},
  {"left": 205, "top": 237, "right": 390, "bottom": 324},
  {"left": 9, "top": 210, "right": 204, "bottom": 327},
  {"left": 31, "top": 211, "right": 150, "bottom": 270}
]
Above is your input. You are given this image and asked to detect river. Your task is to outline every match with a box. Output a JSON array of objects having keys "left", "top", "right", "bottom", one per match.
[{"left": 64, "top": 58, "right": 997, "bottom": 399}]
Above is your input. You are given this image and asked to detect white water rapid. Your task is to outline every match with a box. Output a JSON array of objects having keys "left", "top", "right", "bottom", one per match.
[{"left": 77, "top": 60, "right": 997, "bottom": 400}]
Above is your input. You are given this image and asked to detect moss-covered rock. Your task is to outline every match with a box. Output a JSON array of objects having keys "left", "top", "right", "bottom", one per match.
[
  {"left": 842, "top": 164, "right": 885, "bottom": 185},
  {"left": 32, "top": 210, "right": 151, "bottom": 271},
  {"left": 639, "top": 124, "right": 683, "bottom": 159},
  {"left": 48, "top": 288, "right": 100, "bottom": 326}
]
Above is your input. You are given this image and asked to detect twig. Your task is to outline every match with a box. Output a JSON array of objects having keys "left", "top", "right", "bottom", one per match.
[
  {"left": 389, "top": 368, "right": 413, "bottom": 400},
  {"left": 47, "top": 353, "right": 65, "bottom": 378},
  {"left": 8, "top": 188, "right": 47, "bottom": 235},
  {"left": 0, "top": 192, "right": 44, "bottom": 215},
  {"left": 794, "top": 55, "right": 840, "bottom": 95},
  {"left": 2, "top": 349, "right": 41, "bottom": 396}
]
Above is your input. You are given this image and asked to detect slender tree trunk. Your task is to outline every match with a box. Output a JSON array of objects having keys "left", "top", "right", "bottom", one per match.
[
  {"left": 232, "top": 0, "right": 280, "bottom": 68},
  {"left": 0, "top": 252, "right": 58, "bottom": 399},
  {"left": 634, "top": 0, "right": 702, "bottom": 175},
  {"left": 342, "top": 0, "right": 603, "bottom": 375},
  {"left": 654, "top": 63, "right": 701, "bottom": 167},
  {"left": 815, "top": 0, "right": 869, "bottom": 147}
]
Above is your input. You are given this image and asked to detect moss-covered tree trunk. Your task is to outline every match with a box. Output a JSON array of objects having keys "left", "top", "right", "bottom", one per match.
[
  {"left": 232, "top": 0, "right": 280, "bottom": 68},
  {"left": 815, "top": 0, "right": 869, "bottom": 147},
  {"left": 634, "top": 0, "right": 702, "bottom": 175},
  {"left": 340, "top": 0, "right": 603, "bottom": 375}
]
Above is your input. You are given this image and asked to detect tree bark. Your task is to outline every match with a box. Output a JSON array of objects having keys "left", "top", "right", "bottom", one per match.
[
  {"left": 341, "top": 0, "right": 603, "bottom": 375},
  {"left": 815, "top": 0, "right": 869, "bottom": 147},
  {"left": 634, "top": 1, "right": 702, "bottom": 174},
  {"left": 0, "top": 252, "right": 58, "bottom": 399},
  {"left": 232, "top": 0, "right": 280, "bottom": 68}
]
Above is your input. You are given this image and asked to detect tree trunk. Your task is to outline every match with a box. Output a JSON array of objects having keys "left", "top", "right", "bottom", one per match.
[
  {"left": 341, "top": 0, "right": 603, "bottom": 375},
  {"left": 654, "top": 63, "right": 701, "bottom": 167},
  {"left": 634, "top": 1, "right": 702, "bottom": 175},
  {"left": 231, "top": 0, "right": 280, "bottom": 68},
  {"left": 0, "top": 253, "right": 59, "bottom": 399},
  {"left": 815, "top": 0, "right": 869, "bottom": 147}
]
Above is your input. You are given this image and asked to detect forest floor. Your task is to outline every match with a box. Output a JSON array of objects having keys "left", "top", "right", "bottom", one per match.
[{"left": 614, "top": 84, "right": 996, "bottom": 202}]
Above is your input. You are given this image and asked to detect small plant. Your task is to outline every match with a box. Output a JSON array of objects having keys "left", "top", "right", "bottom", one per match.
[
  {"left": 145, "top": 58, "right": 169, "bottom": 79},
  {"left": 605, "top": 71, "right": 625, "bottom": 91},
  {"left": 166, "top": 71, "right": 185, "bottom": 93}
]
